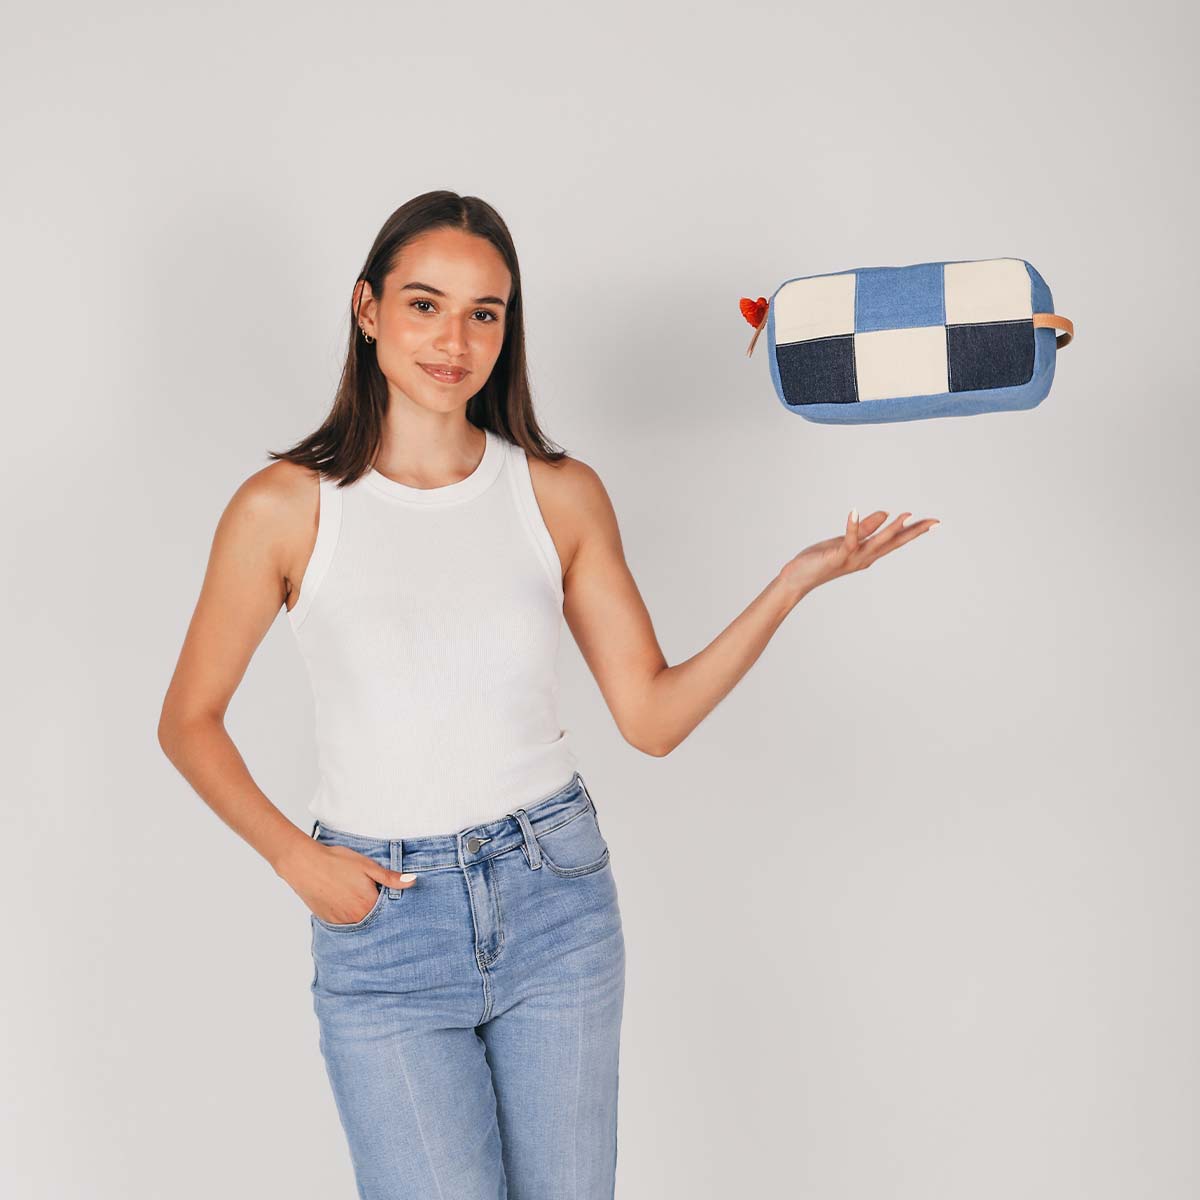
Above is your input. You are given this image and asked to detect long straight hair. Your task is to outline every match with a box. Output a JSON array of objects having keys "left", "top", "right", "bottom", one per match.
[{"left": 268, "top": 191, "right": 566, "bottom": 485}]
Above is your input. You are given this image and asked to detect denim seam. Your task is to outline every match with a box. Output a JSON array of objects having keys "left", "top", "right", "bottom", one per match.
[
  {"left": 461, "top": 863, "right": 494, "bottom": 1024},
  {"left": 534, "top": 804, "right": 610, "bottom": 876},
  {"left": 775, "top": 331, "right": 853, "bottom": 348},
  {"left": 308, "top": 917, "right": 319, "bottom": 990},
  {"left": 539, "top": 846, "right": 611, "bottom": 879},
  {"left": 948, "top": 318, "right": 1030, "bottom": 328},
  {"left": 478, "top": 861, "right": 506, "bottom": 969},
  {"left": 530, "top": 802, "right": 590, "bottom": 840},
  {"left": 572, "top": 1016, "right": 582, "bottom": 1195}
]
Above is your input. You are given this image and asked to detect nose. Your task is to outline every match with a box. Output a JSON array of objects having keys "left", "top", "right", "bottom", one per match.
[{"left": 433, "top": 314, "right": 471, "bottom": 357}]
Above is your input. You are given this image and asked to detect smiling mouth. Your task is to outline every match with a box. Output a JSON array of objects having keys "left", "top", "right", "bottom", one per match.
[{"left": 419, "top": 363, "right": 469, "bottom": 383}]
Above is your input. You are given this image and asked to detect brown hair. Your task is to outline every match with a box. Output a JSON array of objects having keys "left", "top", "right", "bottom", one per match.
[{"left": 267, "top": 191, "right": 566, "bottom": 485}]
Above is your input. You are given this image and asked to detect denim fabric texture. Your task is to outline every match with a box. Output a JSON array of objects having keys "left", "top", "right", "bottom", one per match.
[
  {"left": 776, "top": 334, "right": 859, "bottom": 405},
  {"left": 308, "top": 771, "right": 625, "bottom": 1199},
  {"left": 766, "top": 258, "right": 1060, "bottom": 423},
  {"left": 947, "top": 319, "right": 1035, "bottom": 391},
  {"left": 855, "top": 262, "right": 945, "bottom": 332}
]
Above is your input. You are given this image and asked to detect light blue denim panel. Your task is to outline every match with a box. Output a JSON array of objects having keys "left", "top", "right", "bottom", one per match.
[
  {"left": 854, "top": 262, "right": 945, "bottom": 333},
  {"left": 1024, "top": 260, "right": 1059, "bottom": 408},
  {"left": 1026, "top": 259, "right": 1054, "bottom": 314}
]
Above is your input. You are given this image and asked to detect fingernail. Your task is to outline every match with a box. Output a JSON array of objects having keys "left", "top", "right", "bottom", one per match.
[
  {"left": 929, "top": 522, "right": 940, "bottom": 530},
  {"left": 850, "top": 508, "right": 858, "bottom": 522},
  {"left": 399, "top": 873, "right": 416, "bottom": 882}
]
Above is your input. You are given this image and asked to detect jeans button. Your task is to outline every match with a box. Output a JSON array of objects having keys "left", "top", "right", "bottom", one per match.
[{"left": 466, "top": 836, "right": 483, "bottom": 853}]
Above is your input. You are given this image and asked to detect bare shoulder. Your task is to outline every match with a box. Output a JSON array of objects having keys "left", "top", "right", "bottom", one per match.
[
  {"left": 223, "top": 458, "right": 321, "bottom": 606},
  {"left": 228, "top": 457, "right": 318, "bottom": 530},
  {"left": 526, "top": 451, "right": 620, "bottom": 576},
  {"left": 526, "top": 449, "right": 606, "bottom": 497}
]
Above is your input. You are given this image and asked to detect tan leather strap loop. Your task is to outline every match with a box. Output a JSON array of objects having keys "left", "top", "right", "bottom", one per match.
[{"left": 1033, "top": 312, "right": 1074, "bottom": 348}]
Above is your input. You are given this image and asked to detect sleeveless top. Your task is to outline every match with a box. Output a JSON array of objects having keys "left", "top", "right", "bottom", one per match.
[{"left": 286, "top": 426, "right": 579, "bottom": 838}]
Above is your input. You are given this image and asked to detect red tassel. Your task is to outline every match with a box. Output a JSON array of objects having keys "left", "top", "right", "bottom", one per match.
[
  {"left": 740, "top": 296, "right": 768, "bottom": 328},
  {"left": 740, "top": 295, "right": 769, "bottom": 357}
]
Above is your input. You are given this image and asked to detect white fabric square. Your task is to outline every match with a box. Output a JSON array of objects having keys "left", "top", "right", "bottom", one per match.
[
  {"left": 772, "top": 273, "right": 856, "bottom": 344},
  {"left": 855, "top": 326, "right": 948, "bottom": 401},
  {"left": 943, "top": 258, "right": 1032, "bottom": 325}
]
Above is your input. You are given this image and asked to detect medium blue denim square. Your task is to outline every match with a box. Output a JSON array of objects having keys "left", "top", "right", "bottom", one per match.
[{"left": 855, "top": 263, "right": 945, "bottom": 333}]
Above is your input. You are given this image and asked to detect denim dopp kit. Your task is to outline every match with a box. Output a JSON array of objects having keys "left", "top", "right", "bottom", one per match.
[{"left": 741, "top": 257, "right": 1074, "bottom": 424}]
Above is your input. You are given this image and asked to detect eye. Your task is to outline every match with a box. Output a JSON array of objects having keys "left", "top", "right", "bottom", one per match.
[{"left": 410, "top": 299, "right": 498, "bottom": 323}]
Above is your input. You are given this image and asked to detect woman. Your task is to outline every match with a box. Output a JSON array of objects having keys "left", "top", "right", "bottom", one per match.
[{"left": 157, "top": 190, "right": 938, "bottom": 1198}]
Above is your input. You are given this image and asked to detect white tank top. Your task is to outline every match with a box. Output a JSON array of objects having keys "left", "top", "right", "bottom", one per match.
[{"left": 286, "top": 426, "right": 579, "bottom": 838}]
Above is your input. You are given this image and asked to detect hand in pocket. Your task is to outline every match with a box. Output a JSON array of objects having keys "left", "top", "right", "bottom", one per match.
[{"left": 283, "top": 841, "right": 416, "bottom": 925}]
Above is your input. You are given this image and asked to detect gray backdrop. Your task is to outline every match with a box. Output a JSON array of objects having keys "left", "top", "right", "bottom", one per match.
[{"left": 3, "top": 1, "right": 1195, "bottom": 1196}]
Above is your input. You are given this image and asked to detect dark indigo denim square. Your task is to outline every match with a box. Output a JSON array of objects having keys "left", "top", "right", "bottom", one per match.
[
  {"left": 776, "top": 335, "right": 858, "bottom": 406},
  {"left": 947, "top": 320, "right": 1035, "bottom": 392},
  {"left": 855, "top": 264, "right": 945, "bottom": 333}
]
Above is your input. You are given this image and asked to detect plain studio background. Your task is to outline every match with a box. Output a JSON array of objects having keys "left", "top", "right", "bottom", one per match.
[{"left": 3, "top": 2, "right": 1195, "bottom": 1196}]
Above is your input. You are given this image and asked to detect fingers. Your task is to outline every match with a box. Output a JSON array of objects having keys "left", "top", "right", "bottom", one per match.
[
  {"left": 349, "top": 848, "right": 416, "bottom": 889},
  {"left": 369, "top": 865, "right": 417, "bottom": 888},
  {"left": 865, "top": 515, "right": 940, "bottom": 560},
  {"left": 842, "top": 508, "right": 941, "bottom": 565},
  {"left": 846, "top": 509, "right": 895, "bottom": 549},
  {"left": 874, "top": 511, "right": 911, "bottom": 543}
]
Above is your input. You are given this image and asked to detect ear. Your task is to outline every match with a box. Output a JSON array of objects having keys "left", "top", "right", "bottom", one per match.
[{"left": 353, "top": 278, "right": 377, "bottom": 326}]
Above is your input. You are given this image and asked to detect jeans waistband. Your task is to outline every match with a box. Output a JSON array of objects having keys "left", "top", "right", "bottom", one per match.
[{"left": 308, "top": 771, "right": 595, "bottom": 873}]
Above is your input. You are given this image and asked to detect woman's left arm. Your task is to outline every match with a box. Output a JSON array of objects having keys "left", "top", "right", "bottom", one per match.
[{"left": 548, "top": 458, "right": 938, "bottom": 757}]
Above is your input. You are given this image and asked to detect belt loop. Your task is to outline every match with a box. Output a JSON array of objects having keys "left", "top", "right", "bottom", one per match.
[
  {"left": 512, "top": 808, "right": 542, "bottom": 870},
  {"left": 310, "top": 820, "right": 320, "bottom": 839},
  {"left": 388, "top": 839, "right": 404, "bottom": 897}
]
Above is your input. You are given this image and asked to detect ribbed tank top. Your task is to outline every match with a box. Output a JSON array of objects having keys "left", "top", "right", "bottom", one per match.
[{"left": 286, "top": 426, "right": 579, "bottom": 838}]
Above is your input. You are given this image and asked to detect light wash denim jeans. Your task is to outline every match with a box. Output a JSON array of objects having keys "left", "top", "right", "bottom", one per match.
[{"left": 308, "top": 771, "right": 626, "bottom": 1199}]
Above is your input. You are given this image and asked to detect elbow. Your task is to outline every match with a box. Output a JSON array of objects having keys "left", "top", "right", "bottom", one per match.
[
  {"left": 157, "top": 710, "right": 181, "bottom": 760},
  {"left": 628, "top": 729, "right": 674, "bottom": 758},
  {"left": 157, "top": 699, "right": 218, "bottom": 760}
]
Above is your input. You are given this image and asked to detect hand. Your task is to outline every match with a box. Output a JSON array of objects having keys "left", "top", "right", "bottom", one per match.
[
  {"left": 777, "top": 509, "right": 940, "bottom": 599},
  {"left": 279, "top": 840, "right": 416, "bottom": 925}
]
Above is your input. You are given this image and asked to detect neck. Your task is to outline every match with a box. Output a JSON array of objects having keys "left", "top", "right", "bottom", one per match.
[{"left": 372, "top": 408, "right": 486, "bottom": 491}]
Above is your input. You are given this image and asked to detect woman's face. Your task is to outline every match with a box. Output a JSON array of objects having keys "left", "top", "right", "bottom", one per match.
[{"left": 359, "top": 227, "right": 512, "bottom": 414}]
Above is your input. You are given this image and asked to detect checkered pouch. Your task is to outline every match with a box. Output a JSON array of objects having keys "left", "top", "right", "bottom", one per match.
[{"left": 741, "top": 257, "right": 1074, "bottom": 424}]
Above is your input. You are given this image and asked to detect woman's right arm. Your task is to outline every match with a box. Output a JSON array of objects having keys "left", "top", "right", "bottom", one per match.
[{"left": 156, "top": 463, "right": 412, "bottom": 923}]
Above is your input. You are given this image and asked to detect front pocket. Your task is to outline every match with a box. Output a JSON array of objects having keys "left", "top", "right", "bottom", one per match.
[
  {"left": 535, "top": 803, "right": 611, "bottom": 878},
  {"left": 312, "top": 882, "right": 388, "bottom": 932}
]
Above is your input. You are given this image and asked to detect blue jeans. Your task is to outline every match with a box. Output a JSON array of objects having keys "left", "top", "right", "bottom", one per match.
[{"left": 308, "top": 772, "right": 626, "bottom": 1198}]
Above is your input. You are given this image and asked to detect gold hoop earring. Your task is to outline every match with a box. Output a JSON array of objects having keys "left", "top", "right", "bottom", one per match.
[{"left": 359, "top": 326, "right": 375, "bottom": 345}]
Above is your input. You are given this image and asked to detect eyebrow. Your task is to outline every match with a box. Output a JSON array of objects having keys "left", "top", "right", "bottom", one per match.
[{"left": 400, "top": 281, "right": 508, "bottom": 307}]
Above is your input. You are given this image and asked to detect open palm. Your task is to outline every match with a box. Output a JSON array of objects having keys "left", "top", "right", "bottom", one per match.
[{"left": 779, "top": 509, "right": 940, "bottom": 597}]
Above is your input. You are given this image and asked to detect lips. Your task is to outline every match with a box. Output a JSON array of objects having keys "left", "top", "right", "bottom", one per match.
[{"left": 419, "top": 363, "right": 469, "bottom": 383}]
